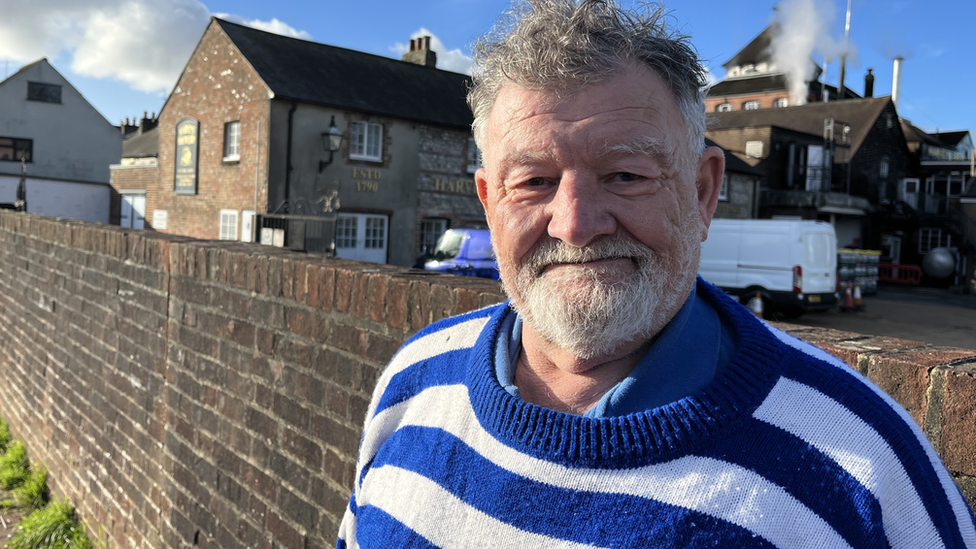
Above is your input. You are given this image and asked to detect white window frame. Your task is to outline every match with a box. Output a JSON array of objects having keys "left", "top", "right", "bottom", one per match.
[
  {"left": 743, "top": 100, "right": 761, "bottom": 111},
  {"left": 364, "top": 217, "right": 387, "bottom": 249},
  {"left": 773, "top": 98, "right": 789, "bottom": 108},
  {"left": 224, "top": 121, "right": 240, "bottom": 161},
  {"left": 719, "top": 174, "right": 729, "bottom": 201},
  {"left": 335, "top": 216, "right": 358, "bottom": 249},
  {"left": 350, "top": 121, "right": 383, "bottom": 162},
  {"left": 716, "top": 102, "right": 733, "bottom": 112},
  {"left": 219, "top": 209, "right": 238, "bottom": 240},
  {"left": 421, "top": 218, "right": 448, "bottom": 253}
]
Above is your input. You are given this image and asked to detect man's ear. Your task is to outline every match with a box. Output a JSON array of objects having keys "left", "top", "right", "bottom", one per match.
[
  {"left": 695, "top": 146, "right": 726, "bottom": 241},
  {"left": 475, "top": 167, "right": 494, "bottom": 232}
]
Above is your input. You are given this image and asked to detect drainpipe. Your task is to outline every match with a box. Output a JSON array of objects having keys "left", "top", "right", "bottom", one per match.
[{"left": 285, "top": 101, "right": 297, "bottom": 208}]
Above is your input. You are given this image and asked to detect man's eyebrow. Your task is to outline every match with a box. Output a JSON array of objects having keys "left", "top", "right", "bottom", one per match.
[
  {"left": 597, "top": 137, "right": 676, "bottom": 168},
  {"left": 497, "top": 150, "right": 558, "bottom": 179}
]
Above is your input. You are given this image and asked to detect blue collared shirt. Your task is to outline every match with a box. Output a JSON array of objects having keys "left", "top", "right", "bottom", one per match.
[{"left": 494, "top": 288, "right": 736, "bottom": 417}]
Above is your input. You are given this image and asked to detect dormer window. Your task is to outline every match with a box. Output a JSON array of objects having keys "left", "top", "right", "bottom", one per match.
[
  {"left": 717, "top": 103, "right": 733, "bottom": 112},
  {"left": 743, "top": 100, "right": 760, "bottom": 111}
]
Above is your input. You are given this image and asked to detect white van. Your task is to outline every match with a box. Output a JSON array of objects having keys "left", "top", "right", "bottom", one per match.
[{"left": 699, "top": 219, "right": 838, "bottom": 317}]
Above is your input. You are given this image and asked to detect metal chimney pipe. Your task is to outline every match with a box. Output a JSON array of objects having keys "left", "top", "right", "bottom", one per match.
[
  {"left": 864, "top": 68, "right": 875, "bottom": 98},
  {"left": 892, "top": 57, "right": 904, "bottom": 111}
]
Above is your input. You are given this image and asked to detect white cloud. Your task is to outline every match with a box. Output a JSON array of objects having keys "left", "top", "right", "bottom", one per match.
[
  {"left": 391, "top": 28, "right": 473, "bottom": 75},
  {"left": 0, "top": 0, "right": 310, "bottom": 94}
]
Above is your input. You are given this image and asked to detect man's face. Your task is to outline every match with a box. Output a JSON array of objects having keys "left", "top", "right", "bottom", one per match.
[{"left": 476, "top": 64, "right": 723, "bottom": 359}]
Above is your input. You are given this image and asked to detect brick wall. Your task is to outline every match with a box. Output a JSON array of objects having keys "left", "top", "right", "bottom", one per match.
[
  {"left": 156, "top": 22, "right": 271, "bottom": 240},
  {"left": 109, "top": 164, "right": 160, "bottom": 227},
  {"left": 0, "top": 212, "right": 972, "bottom": 548}
]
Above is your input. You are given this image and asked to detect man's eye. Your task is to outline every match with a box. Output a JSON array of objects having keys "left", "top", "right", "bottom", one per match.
[
  {"left": 525, "top": 177, "right": 548, "bottom": 187},
  {"left": 615, "top": 172, "right": 642, "bottom": 182}
]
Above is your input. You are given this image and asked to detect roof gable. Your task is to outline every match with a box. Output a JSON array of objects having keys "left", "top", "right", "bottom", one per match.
[
  {"left": 0, "top": 58, "right": 116, "bottom": 131},
  {"left": 212, "top": 18, "right": 473, "bottom": 129}
]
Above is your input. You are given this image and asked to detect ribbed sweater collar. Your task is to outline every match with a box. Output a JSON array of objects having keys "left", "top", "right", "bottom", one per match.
[{"left": 465, "top": 279, "right": 785, "bottom": 469}]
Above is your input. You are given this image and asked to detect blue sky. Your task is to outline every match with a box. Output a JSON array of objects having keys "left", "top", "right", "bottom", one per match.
[{"left": 2, "top": 0, "right": 973, "bottom": 135}]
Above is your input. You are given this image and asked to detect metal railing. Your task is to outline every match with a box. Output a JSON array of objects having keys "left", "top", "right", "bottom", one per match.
[{"left": 257, "top": 214, "right": 336, "bottom": 256}]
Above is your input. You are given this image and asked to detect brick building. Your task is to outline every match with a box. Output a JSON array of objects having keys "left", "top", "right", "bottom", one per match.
[
  {"left": 151, "top": 18, "right": 483, "bottom": 267},
  {"left": 707, "top": 97, "right": 911, "bottom": 248},
  {"left": 708, "top": 138, "right": 761, "bottom": 219},
  {"left": 705, "top": 24, "right": 857, "bottom": 114}
]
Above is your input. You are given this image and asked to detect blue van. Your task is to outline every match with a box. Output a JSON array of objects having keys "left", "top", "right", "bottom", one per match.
[{"left": 424, "top": 228, "right": 500, "bottom": 280}]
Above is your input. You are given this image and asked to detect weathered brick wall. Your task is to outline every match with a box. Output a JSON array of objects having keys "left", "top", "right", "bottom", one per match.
[{"left": 0, "top": 212, "right": 972, "bottom": 549}]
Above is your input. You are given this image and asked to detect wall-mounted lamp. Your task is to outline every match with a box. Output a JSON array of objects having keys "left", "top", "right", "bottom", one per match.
[{"left": 319, "top": 115, "right": 344, "bottom": 172}]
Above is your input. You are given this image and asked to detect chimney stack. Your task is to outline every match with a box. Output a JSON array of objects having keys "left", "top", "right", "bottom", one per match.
[
  {"left": 892, "top": 57, "right": 904, "bottom": 111},
  {"left": 401, "top": 35, "right": 437, "bottom": 68},
  {"left": 864, "top": 68, "right": 874, "bottom": 98}
]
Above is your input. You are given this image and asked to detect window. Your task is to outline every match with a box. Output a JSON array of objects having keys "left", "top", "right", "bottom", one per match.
[
  {"left": 0, "top": 137, "right": 32, "bottom": 162},
  {"left": 421, "top": 218, "right": 448, "bottom": 253},
  {"left": 27, "top": 82, "right": 61, "bottom": 103},
  {"left": 773, "top": 98, "right": 789, "bottom": 108},
  {"left": 745, "top": 141, "right": 764, "bottom": 158},
  {"left": 364, "top": 217, "right": 387, "bottom": 249},
  {"left": 879, "top": 158, "right": 889, "bottom": 180},
  {"left": 467, "top": 139, "right": 482, "bottom": 173},
  {"left": 223, "top": 121, "right": 240, "bottom": 161},
  {"left": 716, "top": 103, "right": 733, "bottom": 112},
  {"left": 219, "top": 210, "right": 238, "bottom": 240},
  {"left": 719, "top": 174, "right": 729, "bottom": 201},
  {"left": 350, "top": 121, "right": 383, "bottom": 161},
  {"left": 743, "top": 100, "right": 760, "bottom": 111},
  {"left": 335, "top": 216, "right": 358, "bottom": 248},
  {"left": 918, "top": 228, "right": 950, "bottom": 254}
]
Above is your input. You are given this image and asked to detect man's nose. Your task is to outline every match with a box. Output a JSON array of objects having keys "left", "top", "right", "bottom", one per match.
[{"left": 546, "top": 176, "right": 616, "bottom": 247}]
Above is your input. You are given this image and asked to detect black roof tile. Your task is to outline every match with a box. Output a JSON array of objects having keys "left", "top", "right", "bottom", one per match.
[{"left": 215, "top": 18, "right": 473, "bottom": 129}]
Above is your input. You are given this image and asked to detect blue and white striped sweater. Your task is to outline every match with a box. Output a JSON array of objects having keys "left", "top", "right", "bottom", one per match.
[{"left": 338, "top": 281, "right": 976, "bottom": 548}]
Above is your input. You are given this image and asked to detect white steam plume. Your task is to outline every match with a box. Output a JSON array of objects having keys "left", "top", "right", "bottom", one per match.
[
  {"left": 390, "top": 28, "right": 473, "bottom": 75},
  {"left": 0, "top": 0, "right": 310, "bottom": 94},
  {"left": 770, "top": 0, "right": 855, "bottom": 105}
]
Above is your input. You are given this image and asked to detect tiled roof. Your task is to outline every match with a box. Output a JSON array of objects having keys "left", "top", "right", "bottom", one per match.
[
  {"left": 214, "top": 18, "right": 473, "bottom": 129},
  {"left": 706, "top": 138, "right": 760, "bottom": 175},
  {"left": 709, "top": 96, "right": 894, "bottom": 155},
  {"left": 122, "top": 127, "right": 159, "bottom": 158}
]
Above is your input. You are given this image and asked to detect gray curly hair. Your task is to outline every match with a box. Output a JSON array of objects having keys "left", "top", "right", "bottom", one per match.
[{"left": 468, "top": 0, "right": 708, "bottom": 162}]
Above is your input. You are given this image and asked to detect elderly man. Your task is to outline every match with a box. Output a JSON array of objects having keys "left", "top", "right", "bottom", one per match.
[{"left": 338, "top": 1, "right": 976, "bottom": 547}]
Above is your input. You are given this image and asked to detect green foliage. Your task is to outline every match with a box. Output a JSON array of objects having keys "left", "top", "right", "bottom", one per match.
[
  {"left": 8, "top": 501, "right": 92, "bottom": 549},
  {"left": 0, "top": 416, "right": 10, "bottom": 453},
  {"left": 0, "top": 441, "right": 29, "bottom": 489},
  {"left": 3, "top": 466, "right": 48, "bottom": 511}
]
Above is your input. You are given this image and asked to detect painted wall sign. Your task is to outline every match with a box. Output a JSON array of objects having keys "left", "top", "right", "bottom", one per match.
[
  {"left": 352, "top": 167, "right": 382, "bottom": 192},
  {"left": 434, "top": 177, "right": 477, "bottom": 195},
  {"left": 174, "top": 118, "right": 200, "bottom": 194}
]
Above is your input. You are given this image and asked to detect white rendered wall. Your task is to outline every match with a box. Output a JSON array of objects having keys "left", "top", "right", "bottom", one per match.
[{"left": 0, "top": 175, "right": 109, "bottom": 223}]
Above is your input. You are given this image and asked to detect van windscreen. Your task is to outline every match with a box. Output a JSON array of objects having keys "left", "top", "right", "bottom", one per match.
[{"left": 433, "top": 231, "right": 464, "bottom": 260}]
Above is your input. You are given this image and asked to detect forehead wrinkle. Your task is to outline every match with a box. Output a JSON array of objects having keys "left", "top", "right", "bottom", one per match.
[{"left": 596, "top": 136, "right": 676, "bottom": 170}]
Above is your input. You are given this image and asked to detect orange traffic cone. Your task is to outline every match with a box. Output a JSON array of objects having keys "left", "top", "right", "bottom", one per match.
[
  {"left": 747, "top": 291, "right": 764, "bottom": 319},
  {"left": 853, "top": 281, "right": 863, "bottom": 311},
  {"left": 840, "top": 282, "right": 854, "bottom": 312}
]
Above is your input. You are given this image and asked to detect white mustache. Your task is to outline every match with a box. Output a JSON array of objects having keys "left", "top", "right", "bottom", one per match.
[{"left": 523, "top": 235, "right": 655, "bottom": 276}]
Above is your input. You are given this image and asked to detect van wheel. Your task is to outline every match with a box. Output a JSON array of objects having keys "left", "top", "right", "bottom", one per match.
[{"left": 740, "top": 288, "right": 772, "bottom": 318}]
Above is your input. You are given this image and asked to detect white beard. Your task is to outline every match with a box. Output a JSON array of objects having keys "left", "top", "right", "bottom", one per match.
[{"left": 498, "top": 213, "right": 702, "bottom": 360}]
